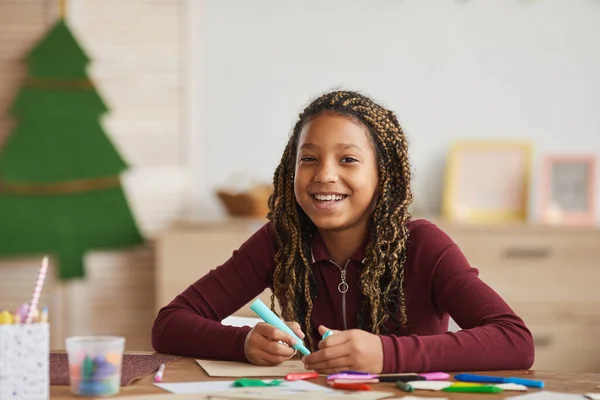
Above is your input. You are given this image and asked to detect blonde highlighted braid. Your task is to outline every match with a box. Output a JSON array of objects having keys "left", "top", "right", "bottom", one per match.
[{"left": 268, "top": 90, "right": 413, "bottom": 350}]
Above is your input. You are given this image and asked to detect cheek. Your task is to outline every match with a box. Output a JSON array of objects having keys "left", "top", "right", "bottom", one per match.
[
  {"left": 293, "top": 171, "right": 307, "bottom": 195},
  {"left": 356, "top": 165, "right": 379, "bottom": 197}
]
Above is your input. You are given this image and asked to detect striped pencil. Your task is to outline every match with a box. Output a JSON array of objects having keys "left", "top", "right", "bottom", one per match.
[{"left": 25, "top": 256, "right": 49, "bottom": 324}]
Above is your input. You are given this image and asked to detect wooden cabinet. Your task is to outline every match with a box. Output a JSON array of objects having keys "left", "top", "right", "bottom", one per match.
[
  {"left": 155, "top": 218, "right": 275, "bottom": 317},
  {"left": 433, "top": 220, "right": 600, "bottom": 372},
  {"left": 155, "top": 217, "right": 600, "bottom": 372}
]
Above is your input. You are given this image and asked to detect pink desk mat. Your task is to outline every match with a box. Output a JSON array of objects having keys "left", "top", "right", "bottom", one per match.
[{"left": 50, "top": 352, "right": 181, "bottom": 386}]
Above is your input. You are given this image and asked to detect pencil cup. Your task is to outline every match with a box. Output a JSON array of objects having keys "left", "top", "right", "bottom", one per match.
[
  {"left": 0, "top": 323, "right": 50, "bottom": 400},
  {"left": 66, "top": 336, "right": 125, "bottom": 397}
]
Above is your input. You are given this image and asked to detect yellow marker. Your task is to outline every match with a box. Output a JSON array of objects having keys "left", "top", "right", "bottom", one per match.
[
  {"left": 451, "top": 382, "right": 485, "bottom": 387},
  {"left": 0, "top": 310, "right": 15, "bottom": 324}
]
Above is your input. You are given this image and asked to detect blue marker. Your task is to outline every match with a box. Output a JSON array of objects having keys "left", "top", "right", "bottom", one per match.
[
  {"left": 249, "top": 299, "right": 311, "bottom": 356},
  {"left": 454, "top": 373, "right": 544, "bottom": 389}
]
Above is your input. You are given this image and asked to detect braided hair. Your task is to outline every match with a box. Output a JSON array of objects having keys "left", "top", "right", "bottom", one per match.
[{"left": 267, "top": 90, "right": 413, "bottom": 350}]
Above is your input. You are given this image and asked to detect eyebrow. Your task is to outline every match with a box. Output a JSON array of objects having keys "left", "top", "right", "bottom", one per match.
[{"left": 299, "top": 143, "right": 363, "bottom": 151}]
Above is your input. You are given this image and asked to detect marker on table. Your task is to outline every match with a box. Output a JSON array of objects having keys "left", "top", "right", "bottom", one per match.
[
  {"left": 377, "top": 375, "right": 425, "bottom": 383},
  {"left": 454, "top": 373, "right": 544, "bottom": 388},
  {"left": 396, "top": 381, "right": 414, "bottom": 392},
  {"left": 442, "top": 384, "right": 503, "bottom": 393},
  {"left": 250, "top": 299, "right": 311, "bottom": 356},
  {"left": 420, "top": 372, "right": 450, "bottom": 380},
  {"left": 285, "top": 371, "right": 319, "bottom": 381},
  {"left": 154, "top": 363, "right": 166, "bottom": 383}
]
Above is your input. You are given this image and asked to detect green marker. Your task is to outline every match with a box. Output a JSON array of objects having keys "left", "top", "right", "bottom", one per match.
[
  {"left": 395, "top": 381, "right": 414, "bottom": 392},
  {"left": 81, "top": 355, "right": 94, "bottom": 379},
  {"left": 442, "top": 385, "right": 503, "bottom": 393}
]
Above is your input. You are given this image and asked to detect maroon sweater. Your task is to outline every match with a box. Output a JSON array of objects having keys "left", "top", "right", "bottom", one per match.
[{"left": 152, "top": 219, "right": 534, "bottom": 373}]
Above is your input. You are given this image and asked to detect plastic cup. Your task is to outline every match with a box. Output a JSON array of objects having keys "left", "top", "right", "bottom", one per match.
[{"left": 65, "top": 336, "right": 125, "bottom": 397}]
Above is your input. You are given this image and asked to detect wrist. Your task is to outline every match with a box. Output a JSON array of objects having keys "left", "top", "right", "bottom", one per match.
[
  {"left": 378, "top": 335, "right": 396, "bottom": 373},
  {"left": 243, "top": 329, "right": 252, "bottom": 362}
]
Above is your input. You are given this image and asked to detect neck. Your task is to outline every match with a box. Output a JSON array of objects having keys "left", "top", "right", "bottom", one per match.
[{"left": 318, "top": 223, "right": 369, "bottom": 266}]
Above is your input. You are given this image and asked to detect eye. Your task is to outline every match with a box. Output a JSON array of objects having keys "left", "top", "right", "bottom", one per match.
[
  {"left": 341, "top": 157, "right": 358, "bottom": 163},
  {"left": 299, "top": 156, "right": 316, "bottom": 162}
]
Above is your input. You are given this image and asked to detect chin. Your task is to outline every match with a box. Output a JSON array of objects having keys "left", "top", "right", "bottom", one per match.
[{"left": 309, "top": 215, "right": 351, "bottom": 231}]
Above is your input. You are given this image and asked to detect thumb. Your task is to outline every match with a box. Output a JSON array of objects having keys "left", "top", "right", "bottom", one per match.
[
  {"left": 318, "top": 325, "right": 337, "bottom": 337},
  {"left": 285, "top": 321, "right": 305, "bottom": 339}
]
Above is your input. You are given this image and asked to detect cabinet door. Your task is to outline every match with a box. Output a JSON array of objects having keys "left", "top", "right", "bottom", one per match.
[
  {"left": 529, "top": 322, "right": 600, "bottom": 373},
  {"left": 155, "top": 223, "right": 276, "bottom": 317}
]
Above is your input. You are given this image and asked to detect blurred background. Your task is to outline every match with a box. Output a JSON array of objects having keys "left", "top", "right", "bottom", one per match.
[{"left": 0, "top": 0, "right": 598, "bottom": 373}]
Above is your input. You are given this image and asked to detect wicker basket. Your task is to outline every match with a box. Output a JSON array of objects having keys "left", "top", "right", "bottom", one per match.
[{"left": 216, "top": 184, "right": 273, "bottom": 218}]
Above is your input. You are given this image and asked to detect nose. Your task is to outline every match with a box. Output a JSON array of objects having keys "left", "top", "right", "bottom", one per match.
[{"left": 314, "top": 160, "right": 338, "bottom": 184}]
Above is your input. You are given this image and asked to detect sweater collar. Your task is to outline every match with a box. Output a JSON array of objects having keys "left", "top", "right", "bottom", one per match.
[{"left": 310, "top": 230, "right": 367, "bottom": 265}]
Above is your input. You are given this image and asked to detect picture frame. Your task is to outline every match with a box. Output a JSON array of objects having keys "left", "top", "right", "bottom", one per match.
[
  {"left": 442, "top": 140, "right": 532, "bottom": 223},
  {"left": 540, "top": 155, "right": 596, "bottom": 225}
]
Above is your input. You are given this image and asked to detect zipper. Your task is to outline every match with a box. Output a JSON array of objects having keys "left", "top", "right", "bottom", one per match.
[{"left": 329, "top": 260, "right": 350, "bottom": 330}]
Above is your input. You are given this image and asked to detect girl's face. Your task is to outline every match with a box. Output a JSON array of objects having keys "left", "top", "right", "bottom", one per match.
[{"left": 294, "top": 113, "right": 379, "bottom": 233}]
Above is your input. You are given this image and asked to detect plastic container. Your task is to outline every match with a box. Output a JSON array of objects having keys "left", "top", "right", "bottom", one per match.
[
  {"left": 65, "top": 336, "right": 125, "bottom": 397},
  {"left": 0, "top": 323, "right": 49, "bottom": 400}
]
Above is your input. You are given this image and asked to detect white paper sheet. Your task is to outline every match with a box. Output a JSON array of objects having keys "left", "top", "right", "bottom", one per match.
[
  {"left": 204, "top": 387, "right": 393, "bottom": 400},
  {"left": 196, "top": 359, "right": 307, "bottom": 377},
  {"left": 221, "top": 316, "right": 262, "bottom": 328},
  {"left": 122, "top": 390, "right": 392, "bottom": 400},
  {"left": 506, "top": 392, "right": 586, "bottom": 399},
  {"left": 407, "top": 380, "right": 453, "bottom": 391},
  {"left": 497, "top": 383, "right": 528, "bottom": 391},
  {"left": 385, "top": 397, "right": 449, "bottom": 400},
  {"left": 155, "top": 379, "right": 332, "bottom": 394}
]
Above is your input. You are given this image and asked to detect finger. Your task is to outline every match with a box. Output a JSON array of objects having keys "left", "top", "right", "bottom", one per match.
[
  {"left": 254, "top": 323, "right": 297, "bottom": 347},
  {"left": 265, "top": 339, "right": 297, "bottom": 358},
  {"left": 308, "top": 355, "right": 353, "bottom": 373},
  {"left": 303, "top": 346, "right": 349, "bottom": 367},
  {"left": 285, "top": 321, "right": 305, "bottom": 339},
  {"left": 254, "top": 334, "right": 297, "bottom": 358},
  {"left": 318, "top": 325, "right": 340, "bottom": 342},
  {"left": 318, "top": 329, "right": 350, "bottom": 349},
  {"left": 317, "top": 325, "right": 331, "bottom": 336},
  {"left": 315, "top": 364, "right": 354, "bottom": 375},
  {"left": 253, "top": 348, "right": 295, "bottom": 366}
]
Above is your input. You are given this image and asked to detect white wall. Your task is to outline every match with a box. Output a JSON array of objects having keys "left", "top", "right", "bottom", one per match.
[{"left": 193, "top": 0, "right": 600, "bottom": 222}]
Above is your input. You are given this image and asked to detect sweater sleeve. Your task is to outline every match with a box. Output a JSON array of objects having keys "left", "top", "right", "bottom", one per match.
[
  {"left": 380, "top": 232, "right": 535, "bottom": 373},
  {"left": 151, "top": 223, "right": 276, "bottom": 362}
]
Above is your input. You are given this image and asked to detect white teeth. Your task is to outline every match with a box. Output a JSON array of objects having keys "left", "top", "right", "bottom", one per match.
[{"left": 314, "top": 194, "right": 344, "bottom": 201}]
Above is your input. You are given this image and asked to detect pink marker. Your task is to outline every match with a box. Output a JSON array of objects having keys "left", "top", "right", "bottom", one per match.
[
  {"left": 326, "top": 373, "right": 378, "bottom": 381},
  {"left": 419, "top": 372, "right": 450, "bottom": 380},
  {"left": 154, "top": 363, "right": 166, "bottom": 382}
]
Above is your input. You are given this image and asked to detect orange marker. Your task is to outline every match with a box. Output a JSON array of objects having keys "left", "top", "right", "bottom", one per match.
[
  {"left": 285, "top": 371, "right": 319, "bottom": 381},
  {"left": 331, "top": 382, "right": 372, "bottom": 391}
]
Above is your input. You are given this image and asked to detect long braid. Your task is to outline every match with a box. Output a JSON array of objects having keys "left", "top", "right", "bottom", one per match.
[{"left": 269, "top": 90, "right": 413, "bottom": 344}]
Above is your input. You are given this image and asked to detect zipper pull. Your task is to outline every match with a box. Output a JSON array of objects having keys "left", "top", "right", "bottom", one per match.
[{"left": 338, "top": 269, "right": 349, "bottom": 293}]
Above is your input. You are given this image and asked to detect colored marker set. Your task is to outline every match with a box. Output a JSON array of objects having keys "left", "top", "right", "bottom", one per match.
[
  {"left": 66, "top": 336, "right": 125, "bottom": 397},
  {"left": 324, "top": 371, "right": 450, "bottom": 391},
  {"left": 0, "top": 257, "right": 51, "bottom": 400},
  {"left": 0, "top": 305, "right": 49, "bottom": 325},
  {"left": 321, "top": 371, "right": 544, "bottom": 393}
]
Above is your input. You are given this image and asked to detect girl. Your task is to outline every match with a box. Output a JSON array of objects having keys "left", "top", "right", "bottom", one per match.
[{"left": 152, "top": 90, "right": 534, "bottom": 374}]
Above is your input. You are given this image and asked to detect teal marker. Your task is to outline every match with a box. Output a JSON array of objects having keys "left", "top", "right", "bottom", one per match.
[
  {"left": 249, "top": 299, "right": 311, "bottom": 356},
  {"left": 322, "top": 330, "right": 334, "bottom": 339}
]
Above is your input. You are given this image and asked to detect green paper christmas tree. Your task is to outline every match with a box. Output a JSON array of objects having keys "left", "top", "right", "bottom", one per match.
[{"left": 0, "top": 18, "right": 144, "bottom": 279}]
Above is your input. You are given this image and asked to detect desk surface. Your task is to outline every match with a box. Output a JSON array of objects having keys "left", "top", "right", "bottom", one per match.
[{"left": 50, "top": 356, "right": 600, "bottom": 399}]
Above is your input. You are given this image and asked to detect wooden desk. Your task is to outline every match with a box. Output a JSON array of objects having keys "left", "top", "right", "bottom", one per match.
[{"left": 50, "top": 355, "right": 600, "bottom": 399}]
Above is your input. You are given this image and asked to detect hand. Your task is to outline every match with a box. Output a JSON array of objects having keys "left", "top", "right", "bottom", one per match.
[
  {"left": 244, "top": 321, "right": 305, "bottom": 366},
  {"left": 302, "top": 325, "right": 384, "bottom": 374}
]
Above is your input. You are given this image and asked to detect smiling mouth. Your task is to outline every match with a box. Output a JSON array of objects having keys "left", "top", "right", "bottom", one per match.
[{"left": 311, "top": 194, "right": 348, "bottom": 202}]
